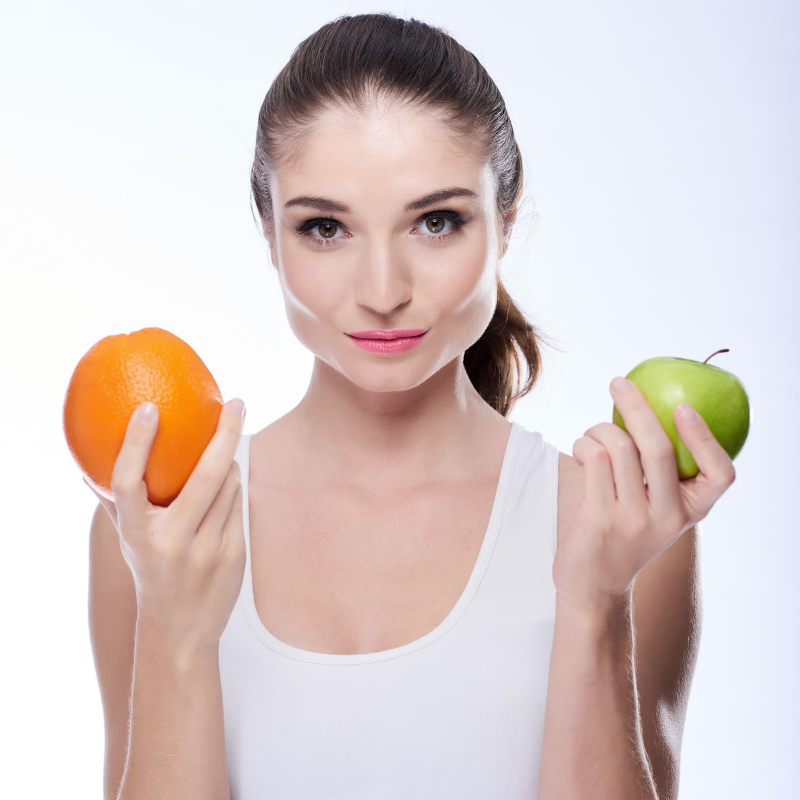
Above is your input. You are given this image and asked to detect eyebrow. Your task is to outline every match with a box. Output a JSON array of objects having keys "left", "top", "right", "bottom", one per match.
[{"left": 283, "top": 187, "right": 478, "bottom": 215}]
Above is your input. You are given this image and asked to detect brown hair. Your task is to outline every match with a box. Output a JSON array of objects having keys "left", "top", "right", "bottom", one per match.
[{"left": 250, "top": 12, "right": 556, "bottom": 417}]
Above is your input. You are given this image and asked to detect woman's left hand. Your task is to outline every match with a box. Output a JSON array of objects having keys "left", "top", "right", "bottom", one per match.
[{"left": 553, "top": 376, "right": 737, "bottom": 612}]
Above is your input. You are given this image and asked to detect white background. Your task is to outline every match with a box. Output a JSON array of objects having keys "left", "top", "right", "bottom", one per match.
[{"left": 2, "top": 1, "right": 797, "bottom": 797}]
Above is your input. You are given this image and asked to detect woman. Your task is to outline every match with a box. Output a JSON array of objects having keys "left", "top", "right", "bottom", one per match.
[{"left": 88, "top": 13, "right": 735, "bottom": 800}]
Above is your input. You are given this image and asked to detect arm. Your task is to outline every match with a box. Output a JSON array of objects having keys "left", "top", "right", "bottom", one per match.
[
  {"left": 117, "top": 619, "right": 230, "bottom": 800},
  {"left": 536, "top": 593, "right": 658, "bottom": 800},
  {"left": 536, "top": 522, "right": 702, "bottom": 800},
  {"left": 541, "top": 369, "right": 725, "bottom": 799},
  {"left": 632, "top": 524, "right": 702, "bottom": 800}
]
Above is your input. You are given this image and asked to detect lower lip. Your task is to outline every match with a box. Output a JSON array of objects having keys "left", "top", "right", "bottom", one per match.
[{"left": 347, "top": 331, "right": 427, "bottom": 353}]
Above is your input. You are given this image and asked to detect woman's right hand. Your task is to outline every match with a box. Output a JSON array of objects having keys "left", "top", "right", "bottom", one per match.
[{"left": 84, "top": 398, "right": 247, "bottom": 652}]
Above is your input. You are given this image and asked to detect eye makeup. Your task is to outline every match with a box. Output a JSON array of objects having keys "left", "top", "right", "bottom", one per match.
[{"left": 294, "top": 210, "right": 468, "bottom": 248}]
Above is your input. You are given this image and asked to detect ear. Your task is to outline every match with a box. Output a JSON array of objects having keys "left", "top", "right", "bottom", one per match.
[
  {"left": 499, "top": 209, "right": 516, "bottom": 259},
  {"left": 263, "top": 224, "right": 278, "bottom": 269},
  {"left": 500, "top": 229, "right": 511, "bottom": 260},
  {"left": 499, "top": 225, "right": 513, "bottom": 260}
]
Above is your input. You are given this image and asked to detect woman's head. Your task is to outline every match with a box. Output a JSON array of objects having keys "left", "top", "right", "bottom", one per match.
[{"left": 250, "top": 13, "right": 549, "bottom": 417}]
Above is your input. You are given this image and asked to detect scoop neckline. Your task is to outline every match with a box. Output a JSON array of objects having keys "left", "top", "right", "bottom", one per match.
[{"left": 237, "top": 420, "right": 523, "bottom": 666}]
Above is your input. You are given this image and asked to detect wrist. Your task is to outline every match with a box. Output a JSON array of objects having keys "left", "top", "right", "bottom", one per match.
[
  {"left": 555, "top": 588, "right": 632, "bottom": 621},
  {"left": 135, "top": 615, "right": 220, "bottom": 672},
  {"left": 554, "top": 592, "right": 633, "bottom": 654}
]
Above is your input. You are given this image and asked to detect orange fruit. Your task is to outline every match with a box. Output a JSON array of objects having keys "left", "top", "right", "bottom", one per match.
[{"left": 63, "top": 327, "right": 225, "bottom": 507}]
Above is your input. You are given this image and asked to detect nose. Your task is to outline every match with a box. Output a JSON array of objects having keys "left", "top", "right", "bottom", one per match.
[{"left": 354, "top": 241, "right": 413, "bottom": 317}]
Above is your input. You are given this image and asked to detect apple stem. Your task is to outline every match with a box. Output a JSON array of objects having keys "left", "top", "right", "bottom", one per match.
[{"left": 703, "top": 348, "right": 729, "bottom": 365}]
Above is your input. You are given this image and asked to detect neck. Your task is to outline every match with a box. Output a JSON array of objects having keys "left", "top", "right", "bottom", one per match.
[{"left": 285, "top": 355, "right": 506, "bottom": 491}]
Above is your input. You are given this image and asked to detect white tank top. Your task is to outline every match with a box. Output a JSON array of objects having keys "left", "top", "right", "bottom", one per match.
[{"left": 219, "top": 420, "right": 559, "bottom": 799}]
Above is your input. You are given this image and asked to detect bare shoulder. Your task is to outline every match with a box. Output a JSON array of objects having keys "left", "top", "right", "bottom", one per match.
[{"left": 248, "top": 414, "right": 295, "bottom": 479}]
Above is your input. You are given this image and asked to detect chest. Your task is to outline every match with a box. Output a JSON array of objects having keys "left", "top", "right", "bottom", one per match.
[{"left": 248, "top": 452, "right": 573, "bottom": 656}]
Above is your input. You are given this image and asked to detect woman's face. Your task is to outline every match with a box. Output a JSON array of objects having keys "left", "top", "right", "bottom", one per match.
[{"left": 265, "top": 103, "right": 505, "bottom": 394}]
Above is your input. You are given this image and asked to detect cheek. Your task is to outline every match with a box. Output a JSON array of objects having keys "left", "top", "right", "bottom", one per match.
[
  {"left": 426, "top": 246, "right": 497, "bottom": 328},
  {"left": 277, "top": 256, "right": 351, "bottom": 355},
  {"left": 280, "top": 253, "right": 346, "bottom": 316}
]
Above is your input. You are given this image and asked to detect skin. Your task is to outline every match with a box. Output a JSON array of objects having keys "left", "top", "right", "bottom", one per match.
[
  {"left": 243, "top": 99, "right": 702, "bottom": 794},
  {"left": 257, "top": 100, "right": 517, "bottom": 493}
]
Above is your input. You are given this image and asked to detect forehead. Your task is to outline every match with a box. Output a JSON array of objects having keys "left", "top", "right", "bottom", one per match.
[{"left": 272, "top": 103, "right": 491, "bottom": 208}]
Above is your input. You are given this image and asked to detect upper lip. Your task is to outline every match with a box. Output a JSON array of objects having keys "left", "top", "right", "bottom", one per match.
[{"left": 347, "top": 329, "right": 428, "bottom": 340}]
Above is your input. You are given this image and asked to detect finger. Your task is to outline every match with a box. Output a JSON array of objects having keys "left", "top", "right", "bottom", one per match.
[
  {"left": 84, "top": 476, "right": 118, "bottom": 529},
  {"left": 573, "top": 437, "right": 615, "bottom": 520},
  {"left": 170, "top": 398, "right": 246, "bottom": 536},
  {"left": 610, "top": 377, "right": 683, "bottom": 521},
  {"left": 674, "top": 403, "right": 736, "bottom": 519},
  {"left": 109, "top": 400, "right": 159, "bottom": 525},
  {"left": 196, "top": 460, "right": 242, "bottom": 548},
  {"left": 583, "top": 422, "right": 648, "bottom": 517}
]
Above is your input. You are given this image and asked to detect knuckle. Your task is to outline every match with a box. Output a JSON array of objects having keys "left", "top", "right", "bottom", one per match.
[
  {"left": 593, "top": 422, "right": 614, "bottom": 438},
  {"left": 188, "top": 539, "right": 216, "bottom": 569},
  {"left": 110, "top": 473, "right": 137, "bottom": 495},
  {"left": 194, "top": 465, "right": 221, "bottom": 495},
  {"left": 588, "top": 443, "right": 608, "bottom": 463},
  {"left": 598, "top": 514, "right": 615, "bottom": 536},
  {"left": 722, "top": 467, "right": 736, "bottom": 487},
  {"left": 627, "top": 513, "right": 649, "bottom": 536},
  {"left": 652, "top": 440, "right": 675, "bottom": 461}
]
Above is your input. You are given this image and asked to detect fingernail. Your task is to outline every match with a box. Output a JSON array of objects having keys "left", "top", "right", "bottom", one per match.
[
  {"left": 135, "top": 401, "right": 157, "bottom": 422},
  {"left": 227, "top": 398, "right": 245, "bottom": 417},
  {"left": 611, "top": 376, "right": 630, "bottom": 392},
  {"left": 677, "top": 403, "right": 698, "bottom": 423}
]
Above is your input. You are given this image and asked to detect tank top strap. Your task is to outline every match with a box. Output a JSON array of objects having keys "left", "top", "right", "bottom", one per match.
[{"left": 475, "top": 424, "right": 558, "bottom": 598}]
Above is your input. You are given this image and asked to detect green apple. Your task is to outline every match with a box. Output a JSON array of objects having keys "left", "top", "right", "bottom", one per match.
[{"left": 612, "top": 349, "right": 751, "bottom": 481}]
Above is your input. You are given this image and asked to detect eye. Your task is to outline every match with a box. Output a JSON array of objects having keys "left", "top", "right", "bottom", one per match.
[
  {"left": 294, "top": 210, "right": 468, "bottom": 248},
  {"left": 413, "top": 212, "right": 467, "bottom": 242}
]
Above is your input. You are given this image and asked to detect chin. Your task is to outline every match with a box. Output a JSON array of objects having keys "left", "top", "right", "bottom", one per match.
[{"left": 347, "top": 364, "right": 433, "bottom": 393}]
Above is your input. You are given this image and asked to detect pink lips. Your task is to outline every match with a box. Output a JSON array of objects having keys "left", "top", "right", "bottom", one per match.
[
  {"left": 347, "top": 329, "right": 427, "bottom": 340},
  {"left": 346, "top": 329, "right": 428, "bottom": 354}
]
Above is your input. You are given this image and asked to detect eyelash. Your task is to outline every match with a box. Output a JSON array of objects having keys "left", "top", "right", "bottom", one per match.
[{"left": 294, "top": 210, "right": 468, "bottom": 247}]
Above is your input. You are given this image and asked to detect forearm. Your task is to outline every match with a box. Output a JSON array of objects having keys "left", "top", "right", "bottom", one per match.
[
  {"left": 536, "top": 593, "right": 658, "bottom": 800},
  {"left": 117, "top": 618, "right": 230, "bottom": 800}
]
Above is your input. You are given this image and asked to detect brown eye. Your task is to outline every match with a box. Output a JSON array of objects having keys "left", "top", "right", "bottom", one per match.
[
  {"left": 318, "top": 221, "right": 338, "bottom": 238},
  {"left": 425, "top": 216, "right": 446, "bottom": 234}
]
